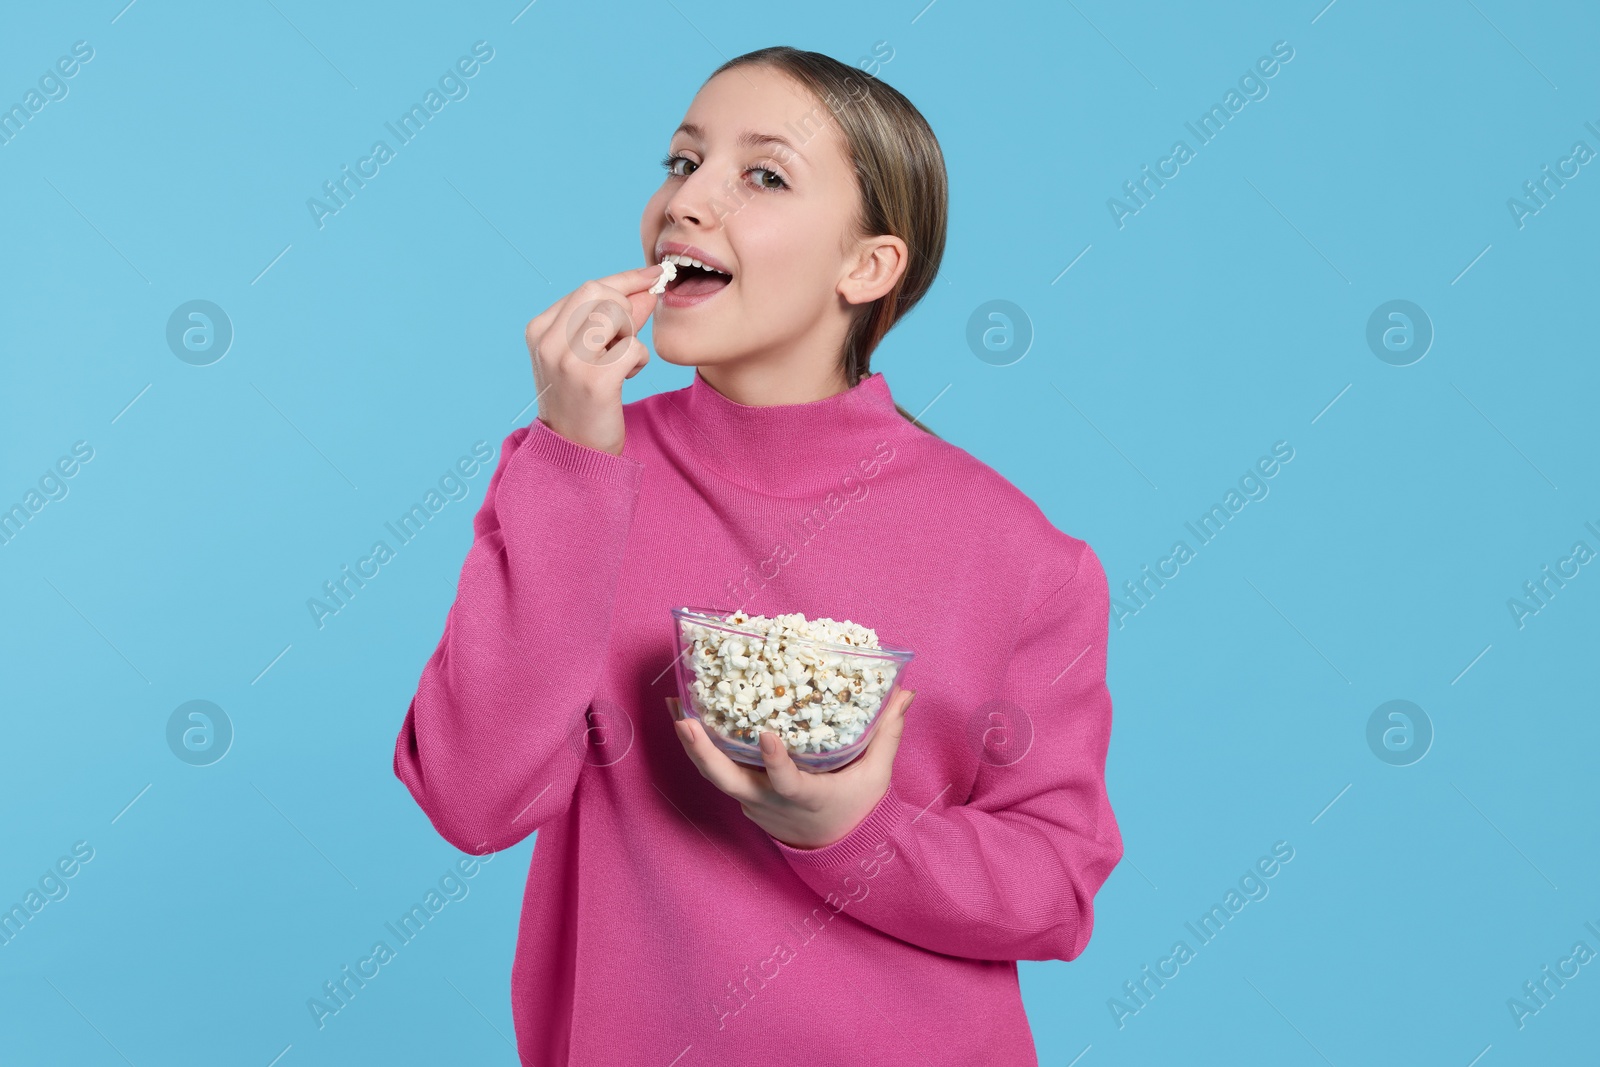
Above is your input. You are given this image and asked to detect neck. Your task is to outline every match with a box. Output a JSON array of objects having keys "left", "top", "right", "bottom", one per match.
[{"left": 695, "top": 356, "right": 853, "bottom": 407}]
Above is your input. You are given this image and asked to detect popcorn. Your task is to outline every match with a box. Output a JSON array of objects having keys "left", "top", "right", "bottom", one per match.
[
  {"left": 647, "top": 257, "right": 677, "bottom": 296},
  {"left": 681, "top": 610, "right": 893, "bottom": 755}
]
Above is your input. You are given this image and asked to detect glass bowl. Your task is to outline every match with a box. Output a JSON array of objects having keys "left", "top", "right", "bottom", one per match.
[{"left": 670, "top": 605, "right": 915, "bottom": 772}]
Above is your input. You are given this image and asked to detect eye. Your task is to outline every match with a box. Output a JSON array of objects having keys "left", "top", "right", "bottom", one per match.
[
  {"left": 660, "top": 153, "right": 790, "bottom": 191},
  {"left": 660, "top": 153, "right": 697, "bottom": 177},
  {"left": 748, "top": 165, "right": 788, "bottom": 190}
]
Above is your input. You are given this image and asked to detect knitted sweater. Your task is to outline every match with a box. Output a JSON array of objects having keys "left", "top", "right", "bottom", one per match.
[{"left": 393, "top": 369, "right": 1123, "bottom": 1065}]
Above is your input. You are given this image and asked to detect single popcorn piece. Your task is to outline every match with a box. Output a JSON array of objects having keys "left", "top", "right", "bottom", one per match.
[
  {"left": 681, "top": 609, "right": 894, "bottom": 757},
  {"left": 647, "top": 257, "right": 677, "bottom": 296}
]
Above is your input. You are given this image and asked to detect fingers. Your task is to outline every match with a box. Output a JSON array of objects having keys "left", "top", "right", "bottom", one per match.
[
  {"left": 858, "top": 688, "right": 915, "bottom": 778},
  {"left": 670, "top": 707, "right": 764, "bottom": 804},
  {"left": 563, "top": 292, "right": 635, "bottom": 368},
  {"left": 757, "top": 729, "right": 807, "bottom": 797},
  {"left": 527, "top": 267, "right": 661, "bottom": 368},
  {"left": 664, "top": 699, "right": 826, "bottom": 808},
  {"left": 593, "top": 263, "right": 670, "bottom": 296},
  {"left": 578, "top": 269, "right": 663, "bottom": 340},
  {"left": 621, "top": 335, "right": 652, "bottom": 380},
  {"left": 554, "top": 282, "right": 656, "bottom": 370},
  {"left": 587, "top": 266, "right": 666, "bottom": 337}
]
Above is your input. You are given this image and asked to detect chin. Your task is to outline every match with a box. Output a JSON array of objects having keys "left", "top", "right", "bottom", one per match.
[
  {"left": 649, "top": 344, "right": 717, "bottom": 371},
  {"left": 651, "top": 332, "right": 736, "bottom": 370},
  {"left": 649, "top": 350, "right": 694, "bottom": 371}
]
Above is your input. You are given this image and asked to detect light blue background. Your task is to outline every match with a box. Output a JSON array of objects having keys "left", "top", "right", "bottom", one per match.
[{"left": 3, "top": 0, "right": 1596, "bottom": 1063}]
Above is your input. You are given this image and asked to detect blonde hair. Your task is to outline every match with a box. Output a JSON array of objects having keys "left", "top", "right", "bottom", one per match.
[{"left": 706, "top": 47, "right": 947, "bottom": 437}]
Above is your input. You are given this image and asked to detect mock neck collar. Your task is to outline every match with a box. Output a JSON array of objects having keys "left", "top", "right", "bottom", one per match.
[{"left": 657, "top": 369, "right": 908, "bottom": 497}]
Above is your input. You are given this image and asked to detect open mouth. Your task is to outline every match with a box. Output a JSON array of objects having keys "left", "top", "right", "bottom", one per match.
[{"left": 660, "top": 253, "right": 732, "bottom": 305}]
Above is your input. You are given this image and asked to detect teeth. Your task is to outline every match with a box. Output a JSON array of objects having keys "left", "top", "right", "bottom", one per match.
[
  {"left": 647, "top": 258, "right": 676, "bottom": 295},
  {"left": 660, "top": 252, "right": 729, "bottom": 276}
]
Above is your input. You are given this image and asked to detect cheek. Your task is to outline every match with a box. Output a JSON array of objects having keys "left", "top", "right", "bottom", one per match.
[
  {"left": 640, "top": 190, "right": 670, "bottom": 241},
  {"left": 734, "top": 212, "right": 834, "bottom": 303}
]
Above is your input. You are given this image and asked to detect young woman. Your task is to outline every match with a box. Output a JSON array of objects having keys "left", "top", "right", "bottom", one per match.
[{"left": 394, "top": 46, "right": 1122, "bottom": 1066}]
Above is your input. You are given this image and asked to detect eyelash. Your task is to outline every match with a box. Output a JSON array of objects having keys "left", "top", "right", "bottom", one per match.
[{"left": 659, "top": 153, "right": 790, "bottom": 191}]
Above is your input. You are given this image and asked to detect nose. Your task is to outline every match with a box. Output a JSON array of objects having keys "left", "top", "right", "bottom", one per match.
[
  {"left": 661, "top": 164, "right": 724, "bottom": 232},
  {"left": 662, "top": 190, "right": 703, "bottom": 231}
]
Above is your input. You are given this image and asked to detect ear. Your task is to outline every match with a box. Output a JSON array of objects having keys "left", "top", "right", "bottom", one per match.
[{"left": 838, "top": 234, "right": 908, "bottom": 307}]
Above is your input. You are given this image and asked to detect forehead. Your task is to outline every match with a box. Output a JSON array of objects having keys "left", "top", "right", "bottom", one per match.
[{"left": 673, "top": 65, "right": 847, "bottom": 171}]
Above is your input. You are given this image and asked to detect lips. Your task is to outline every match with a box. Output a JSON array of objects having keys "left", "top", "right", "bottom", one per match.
[
  {"left": 654, "top": 241, "right": 734, "bottom": 308},
  {"left": 655, "top": 241, "right": 733, "bottom": 276}
]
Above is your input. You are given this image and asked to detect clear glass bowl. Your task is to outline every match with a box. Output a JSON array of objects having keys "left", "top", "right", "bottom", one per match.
[{"left": 670, "top": 605, "right": 915, "bottom": 772}]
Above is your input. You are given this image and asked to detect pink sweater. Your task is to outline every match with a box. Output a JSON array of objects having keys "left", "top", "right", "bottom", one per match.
[{"left": 393, "top": 369, "right": 1122, "bottom": 1065}]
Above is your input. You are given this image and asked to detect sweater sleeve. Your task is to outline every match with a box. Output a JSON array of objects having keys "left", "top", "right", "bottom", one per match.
[
  {"left": 768, "top": 540, "right": 1123, "bottom": 962},
  {"left": 393, "top": 417, "right": 644, "bottom": 854}
]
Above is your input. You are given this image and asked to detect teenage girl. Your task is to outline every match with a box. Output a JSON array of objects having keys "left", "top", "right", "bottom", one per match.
[{"left": 394, "top": 45, "right": 1122, "bottom": 1066}]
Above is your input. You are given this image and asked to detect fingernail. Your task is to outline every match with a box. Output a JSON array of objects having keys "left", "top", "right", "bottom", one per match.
[{"left": 905, "top": 689, "right": 918, "bottom": 710}]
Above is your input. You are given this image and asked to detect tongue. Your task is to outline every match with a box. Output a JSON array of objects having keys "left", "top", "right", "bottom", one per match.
[{"left": 672, "top": 270, "right": 731, "bottom": 297}]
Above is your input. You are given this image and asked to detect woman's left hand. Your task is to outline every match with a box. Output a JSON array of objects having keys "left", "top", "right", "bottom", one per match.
[{"left": 666, "top": 688, "right": 917, "bottom": 850}]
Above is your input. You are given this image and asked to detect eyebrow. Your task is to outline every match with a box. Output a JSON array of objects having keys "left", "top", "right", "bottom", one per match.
[{"left": 672, "top": 122, "right": 807, "bottom": 165}]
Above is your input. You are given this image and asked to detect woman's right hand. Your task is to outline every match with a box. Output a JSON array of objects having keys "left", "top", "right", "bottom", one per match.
[{"left": 524, "top": 264, "right": 664, "bottom": 457}]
